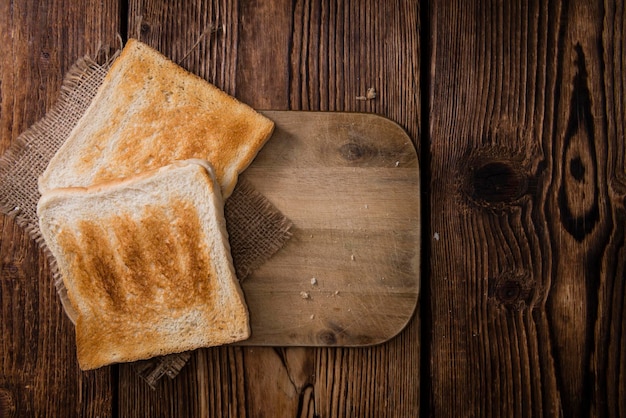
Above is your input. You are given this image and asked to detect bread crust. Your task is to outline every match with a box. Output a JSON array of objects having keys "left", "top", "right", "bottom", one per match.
[
  {"left": 37, "top": 160, "right": 250, "bottom": 370},
  {"left": 38, "top": 39, "right": 274, "bottom": 198}
]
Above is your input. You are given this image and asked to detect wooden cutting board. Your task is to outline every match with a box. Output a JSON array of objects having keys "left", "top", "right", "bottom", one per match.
[{"left": 238, "top": 111, "right": 420, "bottom": 346}]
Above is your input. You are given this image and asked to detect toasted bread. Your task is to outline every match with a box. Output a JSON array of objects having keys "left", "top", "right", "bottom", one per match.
[
  {"left": 37, "top": 159, "right": 250, "bottom": 370},
  {"left": 38, "top": 38, "right": 274, "bottom": 198}
]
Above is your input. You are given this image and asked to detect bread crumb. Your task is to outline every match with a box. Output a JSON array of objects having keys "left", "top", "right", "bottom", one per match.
[
  {"left": 356, "top": 87, "right": 377, "bottom": 101},
  {"left": 310, "top": 277, "right": 317, "bottom": 285},
  {"left": 300, "top": 291, "right": 310, "bottom": 299},
  {"left": 395, "top": 161, "right": 400, "bottom": 167},
  {"left": 351, "top": 254, "right": 355, "bottom": 261},
  {"left": 334, "top": 290, "right": 340, "bottom": 296},
  {"left": 434, "top": 232, "right": 440, "bottom": 241},
  {"left": 310, "top": 314, "right": 315, "bottom": 320}
]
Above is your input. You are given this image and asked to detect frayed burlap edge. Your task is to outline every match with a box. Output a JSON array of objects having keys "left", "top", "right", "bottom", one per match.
[{"left": 226, "top": 179, "right": 293, "bottom": 280}]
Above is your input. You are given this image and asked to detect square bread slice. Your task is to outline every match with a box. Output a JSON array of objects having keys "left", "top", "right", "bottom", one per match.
[
  {"left": 37, "top": 159, "right": 250, "bottom": 370},
  {"left": 38, "top": 38, "right": 274, "bottom": 199}
]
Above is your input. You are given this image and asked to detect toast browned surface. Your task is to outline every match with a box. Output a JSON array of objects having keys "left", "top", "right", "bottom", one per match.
[
  {"left": 38, "top": 39, "right": 274, "bottom": 198},
  {"left": 37, "top": 160, "right": 250, "bottom": 370}
]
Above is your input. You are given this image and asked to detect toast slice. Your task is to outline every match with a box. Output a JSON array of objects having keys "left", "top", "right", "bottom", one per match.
[
  {"left": 38, "top": 38, "right": 274, "bottom": 198},
  {"left": 37, "top": 159, "right": 250, "bottom": 370}
]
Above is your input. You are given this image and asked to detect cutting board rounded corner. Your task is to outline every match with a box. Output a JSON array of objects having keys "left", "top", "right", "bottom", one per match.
[
  {"left": 347, "top": 291, "right": 419, "bottom": 349},
  {"left": 361, "top": 255, "right": 421, "bottom": 348}
]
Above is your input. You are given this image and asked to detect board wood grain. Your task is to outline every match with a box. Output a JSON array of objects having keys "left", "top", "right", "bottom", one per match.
[{"left": 238, "top": 110, "right": 420, "bottom": 346}]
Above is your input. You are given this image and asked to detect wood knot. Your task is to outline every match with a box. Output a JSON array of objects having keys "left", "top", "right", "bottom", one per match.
[
  {"left": 496, "top": 280, "right": 522, "bottom": 303},
  {"left": 456, "top": 147, "right": 537, "bottom": 211},
  {"left": 556, "top": 45, "right": 600, "bottom": 242},
  {"left": 488, "top": 273, "right": 534, "bottom": 310},
  {"left": 318, "top": 330, "right": 337, "bottom": 345},
  {"left": 471, "top": 162, "right": 527, "bottom": 203},
  {"left": 338, "top": 142, "right": 373, "bottom": 163},
  {"left": 2, "top": 262, "right": 23, "bottom": 280},
  {"left": 0, "top": 388, "right": 16, "bottom": 418},
  {"left": 569, "top": 156, "right": 585, "bottom": 181},
  {"left": 140, "top": 22, "right": 152, "bottom": 36}
]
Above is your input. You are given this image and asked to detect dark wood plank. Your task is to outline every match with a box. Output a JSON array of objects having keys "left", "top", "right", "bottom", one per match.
[
  {"left": 429, "top": 0, "right": 626, "bottom": 416},
  {"left": 0, "top": 1, "right": 120, "bottom": 417},
  {"left": 122, "top": 0, "right": 420, "bottom": 417}
]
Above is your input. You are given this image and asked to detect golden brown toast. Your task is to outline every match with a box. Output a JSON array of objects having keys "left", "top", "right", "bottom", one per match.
[
  {"left": 38, "top": 39, "right": 274, "bottom": 199},
  {"left": 37, "top": 160, "right": 249, "bottom": 370}
]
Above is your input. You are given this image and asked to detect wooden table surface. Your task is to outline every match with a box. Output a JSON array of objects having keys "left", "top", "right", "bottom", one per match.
[{"left": 0, "top": 1, "right": 624, "bottom": 417}]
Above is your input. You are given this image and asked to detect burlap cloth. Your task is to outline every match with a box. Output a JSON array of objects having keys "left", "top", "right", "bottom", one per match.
[{"left": 0, "top": 50, "right": 292, "bottom": 387}]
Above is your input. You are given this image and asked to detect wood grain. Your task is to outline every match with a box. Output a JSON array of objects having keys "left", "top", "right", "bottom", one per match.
[
  {"left": 429, "top": 0, "right": 626, "bottom": 416},
  {"left": 122, "top": 0, "right": 420, "bottom": 417},
  {"left": 0, "top": 1, "right": 119, "bottom": 416},
  {"left": 237, "top": 110, "right": 419, "bottom": 346},
  {"left": 4, "top": 0, "right": 625, "bottom": 416}
]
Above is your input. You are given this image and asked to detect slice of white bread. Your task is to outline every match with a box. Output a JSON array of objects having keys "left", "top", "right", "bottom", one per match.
[
  {"left": 38, "top": 38, "right": 274, "bottom": 198},
  {"left": 37, "top": 159, "right": 250, "bottom": 370}
]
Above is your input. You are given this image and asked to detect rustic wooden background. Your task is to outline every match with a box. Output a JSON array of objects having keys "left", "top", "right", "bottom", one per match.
[{"left": 0, "top": 0, "right": 624, "bottom": 417}]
